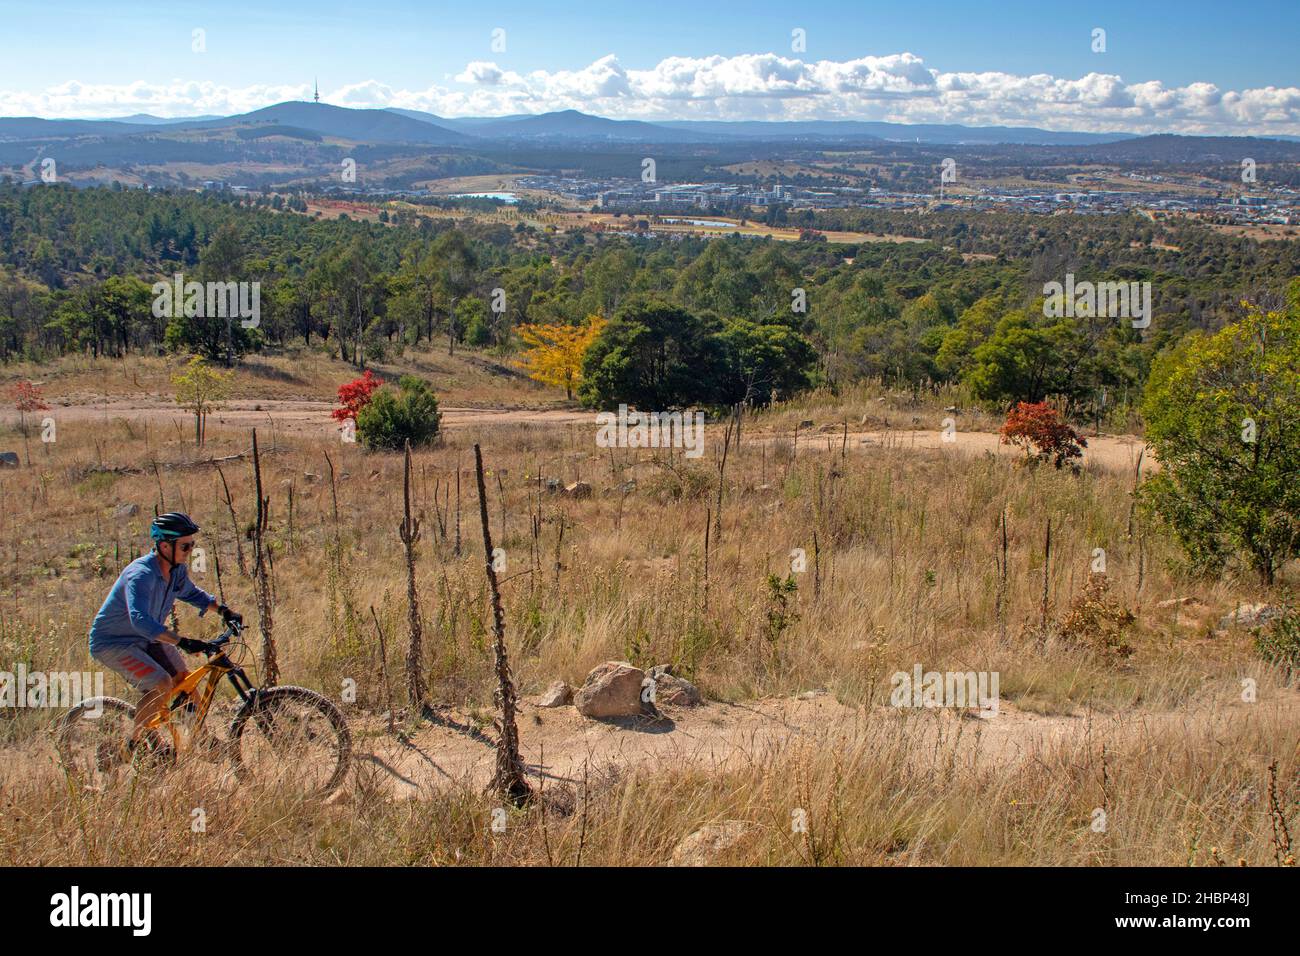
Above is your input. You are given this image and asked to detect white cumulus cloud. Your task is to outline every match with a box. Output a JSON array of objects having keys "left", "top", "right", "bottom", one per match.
[{"left": 4, "top": 51, "right": 1298, "bottom": 136}]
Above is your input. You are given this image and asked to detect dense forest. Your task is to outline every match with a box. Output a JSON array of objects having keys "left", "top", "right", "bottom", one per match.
[{"left": 2, "top": 182, "right": 1297, "bottom": 421}]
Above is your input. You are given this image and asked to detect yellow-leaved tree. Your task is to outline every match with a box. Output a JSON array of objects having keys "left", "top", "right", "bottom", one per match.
[
  {"left": 172, "top": 355, "right": 233, "bottom": 446},
  {"left": 515, "top": 315, "right": 607, "bottom": 400}
]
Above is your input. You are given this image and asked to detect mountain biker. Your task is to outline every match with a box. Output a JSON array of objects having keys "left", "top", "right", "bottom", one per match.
[{"left": 88, "top": 512, "right": 243, "bottom": 750}]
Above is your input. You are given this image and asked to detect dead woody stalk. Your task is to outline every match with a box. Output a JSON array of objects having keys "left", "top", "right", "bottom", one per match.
[
  {"left": 250, "top": 429, "right": 278, "bottom": 685},
  {"left": 474, "top": 443, "right": 532, "bottom": 805},
  {"left": 400, "top": 440, "right": 426, "bottom": 711}
]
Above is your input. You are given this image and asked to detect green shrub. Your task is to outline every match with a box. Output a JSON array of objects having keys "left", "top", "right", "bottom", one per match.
[
  {"left": 1255, "top": 608, "right": 1300, "bottom": 675},
  {"left": 356, "top": 377, "right": 441, "bottom": 450},
  {"left": 1140, "top": 292, "right": 1300, "bottom": 585},
  {"left": 362, "top": 336, "right": 391, "bottom": 364}
]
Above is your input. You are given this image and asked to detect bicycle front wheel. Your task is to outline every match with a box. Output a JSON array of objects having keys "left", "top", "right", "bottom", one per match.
[{"left": 229, "top": 686, "right": 352, "bottom": 797}]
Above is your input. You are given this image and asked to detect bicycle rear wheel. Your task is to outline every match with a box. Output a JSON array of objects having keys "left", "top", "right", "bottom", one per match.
[
  {"left": 55, "top": 697, "right": 135, "bottom": 786},
  {"left": 229, "top": 686, "right": 352, "bottom": 797}
]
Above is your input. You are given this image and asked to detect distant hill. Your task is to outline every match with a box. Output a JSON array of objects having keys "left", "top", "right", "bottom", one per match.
[
  {"left": 386, "top": 108, "right": 502, "bottom": 129},
  {"left": 5, "top": 104, "right": 1299, "bottom": 189},
  {"left": 1060, "top": 133, "right": 1300, "bottom": 163},
  {"left": 395, "top": 110, "right": 1136, "bottom": 146},
  {"left": 1, "top": 103, "right": 471, "bottom": 146},
  {"left": 658, "top": 119, "right": 1134, "bottom": 146},
  {"left": 100, "top": 113, "right": 223, "bottom": 125},
  {"left": 402, "top": 109, "right": 719, "bottom": 143},
  {"left": 169, "top": 102, "right": 471, "bottom": 145},
  {"left": 0, "top": 117, "right": 151, "bottom": 139},
  {"left": 7, "top": 105, "right": 1299, "bottom": 153}
]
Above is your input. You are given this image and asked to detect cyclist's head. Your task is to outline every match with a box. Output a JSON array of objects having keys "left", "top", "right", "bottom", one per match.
[{"left": 150, "top": 512, "right": 200, "bottom": 565}]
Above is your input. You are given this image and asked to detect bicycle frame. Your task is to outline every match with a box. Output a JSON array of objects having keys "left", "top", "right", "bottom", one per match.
[{"left": 141, "top": 627, "right": 257, "bottom": 751}]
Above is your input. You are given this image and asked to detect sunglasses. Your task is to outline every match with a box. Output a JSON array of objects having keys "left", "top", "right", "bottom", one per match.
[{"left": 170, "top": 541, "right": 196, "bottom": 553}]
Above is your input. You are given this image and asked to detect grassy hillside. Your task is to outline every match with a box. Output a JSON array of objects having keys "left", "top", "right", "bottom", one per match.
[
  {"left": 0, "top": 384, "right": 1293, "bottom": 865},
  {"left": 0, "top": 344, "right": 561, "bottom": 409}
]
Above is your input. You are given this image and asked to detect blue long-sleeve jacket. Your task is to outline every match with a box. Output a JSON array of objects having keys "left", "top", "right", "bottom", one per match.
[{"left": 89, "top": 553, "right": 217, "bottom": 652}]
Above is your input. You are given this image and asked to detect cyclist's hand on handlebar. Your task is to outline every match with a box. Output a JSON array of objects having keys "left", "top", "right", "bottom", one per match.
[
  {"left": 217, "top": 604, "right": 243, "bottom": 628},
  {"left": 177, "top": 636, "right": 211, "bottom": 654}
]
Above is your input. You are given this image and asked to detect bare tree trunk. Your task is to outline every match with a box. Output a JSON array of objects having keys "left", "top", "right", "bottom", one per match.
[{"left": 473, "top": 443, "right": 531, "bottom": 805}]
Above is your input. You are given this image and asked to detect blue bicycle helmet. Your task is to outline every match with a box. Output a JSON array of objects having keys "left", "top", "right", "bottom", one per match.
[{"left": 150, "top": 512, "right": 200, "bottom": 542}]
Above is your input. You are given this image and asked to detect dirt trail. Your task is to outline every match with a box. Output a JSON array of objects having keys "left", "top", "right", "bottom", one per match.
[
  {"left": 351, "top": 691, "right": 1286, "bottom": 799},
  {"left": 3, "top": 397, "right": 1149, "bottom": 471},
  {"left": 4, "top": 398, "right": 591, "bottom": 436},
  {"left": 772, "top": 426, "right": 1151, "bottom": 473},
  {"left": 4, "top": 688, "right": 1292, "bottom": 803}
]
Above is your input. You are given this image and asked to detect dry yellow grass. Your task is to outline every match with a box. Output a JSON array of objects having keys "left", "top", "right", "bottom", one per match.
[{"left": 0, "top": 345, "right": 559, "bottom": 408}]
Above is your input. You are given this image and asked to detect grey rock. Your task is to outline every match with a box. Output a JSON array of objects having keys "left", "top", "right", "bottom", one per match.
[
  {"left": 646, "top": 672, "right": 702, "bottom": 707},
  {"left": 574, "top": 662, "right": 647, "bottom": 719},
  {"left": 537, "top": 681, "right": 573, "bottom": 708}
]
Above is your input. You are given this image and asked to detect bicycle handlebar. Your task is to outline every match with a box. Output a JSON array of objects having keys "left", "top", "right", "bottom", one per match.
[{"left": 204, "top": 619, "right": 244, "bottom": 653}]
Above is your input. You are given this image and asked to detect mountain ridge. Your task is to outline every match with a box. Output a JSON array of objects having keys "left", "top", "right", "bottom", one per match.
[{"left": 5, "top": 102, "right": 1295, "bottom": 148}]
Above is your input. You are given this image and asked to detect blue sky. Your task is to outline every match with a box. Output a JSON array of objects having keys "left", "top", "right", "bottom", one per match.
[{"left": 1, "top": 0, "right": 1297, "bottom": 133}]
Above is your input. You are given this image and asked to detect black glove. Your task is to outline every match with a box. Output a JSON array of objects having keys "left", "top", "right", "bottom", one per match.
[
  {"left": 218, "top": 604, "right": 243, "bottom": 627},
  {"left": 177, "top": 637, "right": 210, "bottom": 654}
]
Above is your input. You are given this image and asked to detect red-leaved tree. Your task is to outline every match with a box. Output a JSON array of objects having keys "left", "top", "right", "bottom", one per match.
[
  {"left": 1000, "top": 401, "right": 1087, "bottom": 471},
  {"left": 332, "top": 370, "right": 384, "bottom": 425}
]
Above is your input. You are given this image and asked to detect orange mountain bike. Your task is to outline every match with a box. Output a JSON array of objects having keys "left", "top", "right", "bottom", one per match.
[{"left": 56, "top": 621, "right": 351, "bottom": 798}]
